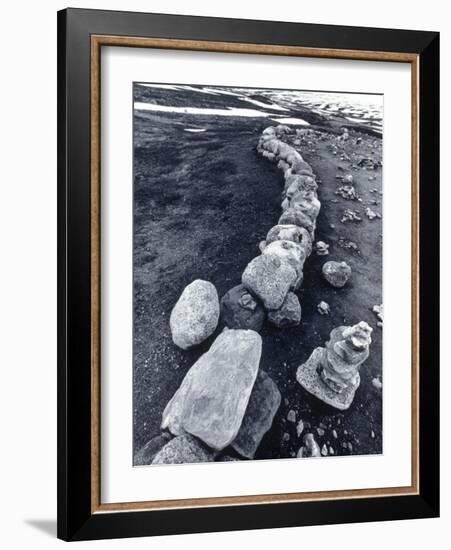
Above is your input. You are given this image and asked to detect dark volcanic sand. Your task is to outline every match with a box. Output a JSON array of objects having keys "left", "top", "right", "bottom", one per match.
[{"left": 133, "top": 98, "right": 383, "bottom": 463}]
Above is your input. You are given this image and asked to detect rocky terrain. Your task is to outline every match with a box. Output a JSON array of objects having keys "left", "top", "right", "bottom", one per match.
[{"left": 133, "top": 84, "right": 383, "bottom": 465}]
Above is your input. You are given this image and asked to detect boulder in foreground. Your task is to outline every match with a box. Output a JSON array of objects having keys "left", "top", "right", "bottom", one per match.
[
  {"left": 232, "top": 370, "right": 281, "bottom": 459},
  {"left": 162, "top": 329, "right": 262, "bottom": 450},
  {"left": 170, "top": 279, "right": 219, "bottom": 349}
]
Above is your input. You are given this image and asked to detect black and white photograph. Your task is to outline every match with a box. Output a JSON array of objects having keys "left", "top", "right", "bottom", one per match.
[{"left": 132, "top": 83, "right": 383, "bottom": 466}]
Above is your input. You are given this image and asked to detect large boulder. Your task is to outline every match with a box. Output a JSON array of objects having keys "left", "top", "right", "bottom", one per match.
[
  {"left": 161, "top": 329, "right": 262, "bottom": 450},
  {"left": 170, "top": 279, "right": 220, "bottom": 349},
  {"left": 322, "top": 261, "right": 352, "bottom": 288},
  {"left": 152, "top": 434, "right": 215, "bottom": 464},
  {"left": 231, "top": 370, "right": 281, "bottom": 459},
  {"left": 279, "top": 207, "right": 316, "bottom": 236},
  {"left": 242, "top": 255, "right": 297, "bottom": 310},
  {"left": 220, "top": 284, "right": 266, "bottom": 331},
  {"left": 284, "top": 174, "right": 317, "bottom": 193},
  {"left": 268, "top": 292, "right": 302, "bottom": 328}
]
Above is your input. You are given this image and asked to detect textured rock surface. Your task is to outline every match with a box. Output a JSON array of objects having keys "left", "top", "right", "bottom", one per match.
[
  {"left": 152, "top": 434, "right": 214, "bottom": 464},
  {"left": 242, "top": 254, "right": 297, "bottom": 310},
  {"left": 263, "top": 240, "right": 306, "bottom": 279},
  {"left": 268, "top": 292, "right": 302, "bottom": 328},
  {"left": 220, "top": 284, "right": 266, "bottom": 331},
  {"left": 266, "top": 224, "right": 312, "bottom": 256},
  {"left": 296, "top": 348, "right": 359, "bottom": 410},
  {"left": 169, "top": 279, "right": 219, "bottom": 349},
  {"left": 162, "top": 329, "right": 262, "bottom": 450},
  {"left": 322, "top": 261, "right": 352, "bottom": 288},
  {"left": 279, "top": 207, "right": 316, "bottom": 236},
  {"left": 232, "top": 370, "right": 281, "bottom": 459},
  {"left": 134, "top": 432, "right": 173, "bottom": 466}
]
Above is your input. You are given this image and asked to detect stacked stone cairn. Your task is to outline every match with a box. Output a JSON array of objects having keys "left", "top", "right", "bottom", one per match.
[{"left": 296, "top": 321, "right": 373, "bottom": 410}]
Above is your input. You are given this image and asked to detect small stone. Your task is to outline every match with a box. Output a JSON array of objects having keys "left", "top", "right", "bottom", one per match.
[
  {"left": 322, "top": 261, "right": 352, "bottom": 288},
  {"left": 317, "top": 427, "right": 325, "bottom": 437},
  {"left": 365, "top": 207, "right": 379, "bottom": 220},
  {"left": 242, "top": 255, "right": 297, "bottom": 311},
  {"left": 170, "top": 280, "right": 220, "bottom": 350},
  {"left": 283, "top": 432, "right": 290, "bottom": 442},
  {"left": 329, "top": 446, "right": 335, "bottom": 455},
  {"left": 341, "top": 209, "right": 362, "bottom": 223},
  {"left": 315, "top": 241, "right": 329, "bottom": 256},
  {"left": 258, "top": 240, "right": 267, "bottom": 253},
  {"left": 371, "top": 430, "right": 375, "bottom": 439},
  {"left": 332, "top": 429, "right": 338, "bottom": 439},
  {"left": 297, "top": 433, "right": 321, "bottom": 458},
  {"left": 372, "top": 376, "right": 383, "bottom": 390},
  {"left": 220, "top": 284, "right": 266, "bottom": 331},
  {"left": 342, "top": 174, "right": 354, "bottom": 184},
  {"left": 372, "top": 304, "right": 383, "bottom": 326},
  {"left": 287, "top": 409, "right": 296, "bottom": 423},
  {"left": 348, "top": 442, "right": 353, "bottom": 452},
  {"left": 152, "top": 434, "right": 215, "bottom": 464},
  {"left": 268, "top": 292, "right": 302, "bottom": 328},
  {"left": 321, "top": 444, "right": 328, "bottom": 456},
  {"left": 296, "top": 419, "right": 305, "bottom": 437},
  {"left": 317, "top": 301, "right": 330, "bottom": 315}
]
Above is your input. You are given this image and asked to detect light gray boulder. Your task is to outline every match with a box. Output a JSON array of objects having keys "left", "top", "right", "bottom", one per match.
[
  {"left": 242, "top": 255, "right": 297, "bottom": 310},
  {"left": 170, "top": 279, "right": 220, "bottom": 350},
  {"left": 162, "top": 329, "right": 262, "bottom": 450},
  {"left": 266, "top": 224, "right": 312, "bottom": 256}
]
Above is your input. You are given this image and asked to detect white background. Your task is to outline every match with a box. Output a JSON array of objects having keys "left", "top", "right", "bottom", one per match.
[
  {"left": 102, "top": 48, "right": 411, "bottom": 503},
  {"left": 0, "top": 0, "right": 448, "bottom": 548}
]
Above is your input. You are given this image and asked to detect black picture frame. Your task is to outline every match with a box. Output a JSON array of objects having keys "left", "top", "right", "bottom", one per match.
[{"left": 57, "top": 7, "right": 439, "bottom": 541}]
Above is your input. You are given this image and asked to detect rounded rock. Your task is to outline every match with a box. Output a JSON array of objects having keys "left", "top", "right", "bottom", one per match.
[
  {"left": 220, "top": 284, "right": 266, "bottom": 332},
  {"left": 322, "top": 261, "right": 352, "bottom": 288},
  {"left": 170, "top": 279, "right": 220, "bottom": 349},
  {"left": 268, "top": 292, "right": 302, "bottom": 328}
]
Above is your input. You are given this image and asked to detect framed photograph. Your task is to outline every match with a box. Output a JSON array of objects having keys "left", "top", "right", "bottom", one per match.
[{"left": 57, "top": 8, "right": 439, "bottom": 541}]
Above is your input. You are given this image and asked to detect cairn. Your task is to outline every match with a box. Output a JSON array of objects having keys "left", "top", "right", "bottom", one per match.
[{"left": 296, "top": 321, "right": 373, "bottom": 410}]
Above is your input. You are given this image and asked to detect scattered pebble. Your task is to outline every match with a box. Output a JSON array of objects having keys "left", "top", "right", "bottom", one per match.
[
  {"left": 371, "top": 430, "right": 375, "bottom": 439},
  {"left": 315, "top": 241, "right": 330, "bottom": 255},
  {"left": 329, "top": 446, "right": 335, "bottom": 455},
  {"left": 287, "top": 410, "right": 296, "bottom": 423},
  {"left": 296, "top": 419, "right": 305, "bottom": 437},
  {"left": 332, "top": 429, "right": 338, "bottom": 439},
  {"left": 317, "top": 427, "right": 325, "bottom": 437},
  {"left": 321, "top": 444, "right": 328, "bottom": 456},
  {"left": 341, "top": 209, "right": 362, "bottom": 223},
  {"left": 372, "top": 304, "right": 383, "bottom": 327},
  {"left": 372, "top": 377, "right": 383, "bottom": 390},
  {"left": 365, "top": 207, "right": 381, "bottom": 220},
  {"left": 336, "top": 185, "right": 358, "bottom": 200},
  {"left": 317, "top": 301, "right": 330, "bottom": 315},
  {"left": 342, "top": 174, "right": 354, "bottom": 184},
  {"left": 283, "top": 432, "right": 290, "bottom": 442}
]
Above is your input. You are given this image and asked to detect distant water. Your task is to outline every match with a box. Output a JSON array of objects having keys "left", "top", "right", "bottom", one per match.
[{"left": 135, "top": 83, "right": 382, "bottom": 133}]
